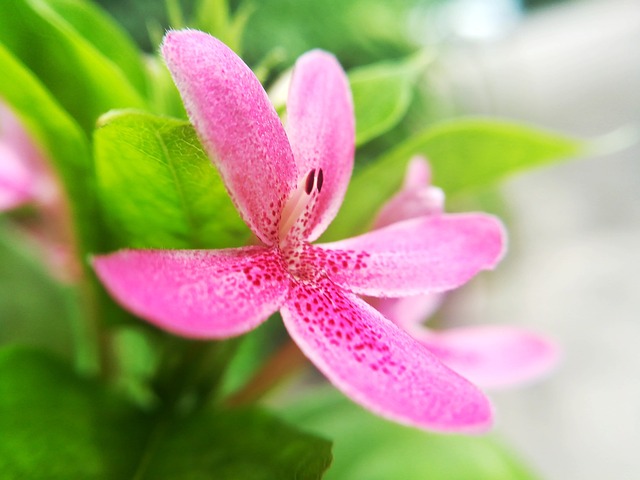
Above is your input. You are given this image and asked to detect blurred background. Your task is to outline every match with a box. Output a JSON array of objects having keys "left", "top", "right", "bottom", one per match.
[
  {"left": 4, "top": 0, "right": 639, "bottom": 478},
  {"left": 435, "top": 1, "right": 640, "bottom": 479}
]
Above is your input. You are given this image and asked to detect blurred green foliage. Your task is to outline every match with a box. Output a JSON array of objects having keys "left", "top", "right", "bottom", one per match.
[
  {"left": 0, "top": 347, "right": 332, "bottom": 479},
  {"left": 279, "top": 387, "right": 538, "bottom": 480}
]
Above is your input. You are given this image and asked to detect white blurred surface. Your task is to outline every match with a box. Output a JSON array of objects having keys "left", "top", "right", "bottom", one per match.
[{"left": 437, "top": 0, "right": 640, "bottom": 478}]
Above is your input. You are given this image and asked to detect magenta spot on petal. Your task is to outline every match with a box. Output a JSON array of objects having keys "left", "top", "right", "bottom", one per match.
[
  {"left": 317, "top": 168, "right": 324, "bottom": 192},
  {"left": 305, "top": 169, "right": 316, "bottom": 195}
]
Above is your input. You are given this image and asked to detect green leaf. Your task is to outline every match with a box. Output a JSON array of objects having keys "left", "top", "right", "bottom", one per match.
[
  {"left": 138, "top": 408, "right": 332, "bottom": 479},
  {"left": 241, "top": 0, "right": 420, "bottom": 69},
  {"left": 0, "top": 44, "right": 100, "bottom": 253},
  {"left": 0, "top": 347, "right": 332, "bottom": 479},
  {"left": 0, "top": 222, "right": 76, "bottom": 358},
  {"left": 0, "top": 346, "right": 151, "bottom": 478},
  {"left": 350, "top": 53, "right": 430, "bottom": 146},
  {"left": 145, "top": 55, "right": 188, "bottom": 119},
  {"left": 326, "top": 118, "right": 583, "bottom": 239},
  {"left": 386, "top": 119, "right": 583, "bottom": 195},
  {"left": 194, "top": 0, "right": 254, "bottom": 55},
  {"left": 94, "top": 110, "right": 250, "bottom": 250},
  {"left": 44, "top": 0, "right": 149, "bottom": 97},
  {"left": 0, "top": 0, "right": 147, "bottom": 133},
  {"left": 279, "top": 388, "right": 538, "bottom": 480}
]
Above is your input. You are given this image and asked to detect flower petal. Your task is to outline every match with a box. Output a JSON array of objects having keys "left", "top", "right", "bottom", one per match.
[
  {"left": 403, "top": 155, "right": 433, "bottom": 190},
  {"left": 93, "top": 247, "right": 289, "bottom": 338},
  {"left": 0, "top": 142, "right": 36, "bottom": 210},
  {"left": 286, "top": 50, "right": 354, "bottom": 242},
  {"left": 371, "top": 156, "right": 444, "bottom": 230},
  {"left": 366, "top": 294, "right": 444, "bottom": 331},
  {"left": 281, "top": 280, "right": 492, "bottom": 433},
  {"left": 318, "top": 214, "right": 506, "bottom": 297},
  {"left": 161, "top": 30, "right": 297, "bottom": 245},
  {"left": 411, "top": 326, "right": 559, "bottom": 389}
]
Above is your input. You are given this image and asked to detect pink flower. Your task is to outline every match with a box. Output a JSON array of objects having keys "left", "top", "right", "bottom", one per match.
[
  {"left": 94, "top": 30, "right": 506, "bottom": 432},
  {"left": 0, "top": 101, "right": 78, "bottom": 281},
  {"left": 0, "top": 101, "right": 55, "bottom": 211},
  {"left": 369, "top": 156, "right": 558, "bottom": 389}
]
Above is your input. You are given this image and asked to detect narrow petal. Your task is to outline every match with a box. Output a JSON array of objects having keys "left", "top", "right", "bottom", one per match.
[
  {"left": 318, "top": 214, "right": 506, "bottom": 297},
  {"left": 161, "top": 30, "right": 297, "bottom": 245},
  {"left": 0, "top": 143, "right": 36, "bottom": 210},
  {"left": 93, "top": 246, "right": 289, "bottom": 338},
  {"left": 372, "top": 157, "right": 444, "bottom": 230},
  {"left": 366, "top": 294, "right": 443, "bottom": 331},
  {"left": 286, "top": 50, "right": 354, "bottom": 242},
  {"left": 403, "top": 155, "right": 432, "bottom": 190},
  {"left": 411, "top": 326, "right": 559, "bottom": 389},
  {"left": 281, "top": 280, "right": 492, "bottom": 433}
]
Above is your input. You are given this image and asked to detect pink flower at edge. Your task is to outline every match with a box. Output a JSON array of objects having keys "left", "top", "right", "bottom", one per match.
[
  {"left": 0, "top": 100, "right": 79, "bottom": 282},
  {"left": 0, "top": 101, "right": 49, "bottom": 210},
  {"left": 93, "top": 30, "right": 507, "bottom": 433},
  {"left": 369, "top": 156, "right": 559, "bottom": 389}
]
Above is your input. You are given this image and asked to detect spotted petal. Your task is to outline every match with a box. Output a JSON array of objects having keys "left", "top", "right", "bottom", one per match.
[
  {"left": 318, "top": 214, "right": 506, "bottom": 297},
  {"left": 281, "top": 280, "right": 492, "bottom": 432},
  {"left": 93, "top": 247, "right": 290, "bottom": 338},
  {"left": 162, "top": 30, "right": 297, "bottom": 246},
  {"left": 410, "top": 326, "right": 559, "bottom": 389},
  {"left": 286, "top": 50, "right": 354, "bottom": 242}
]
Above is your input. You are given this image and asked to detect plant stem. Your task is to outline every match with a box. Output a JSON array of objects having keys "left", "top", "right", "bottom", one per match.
[{"left": 225, "top": 339, "right": 308, "bottom": 407}]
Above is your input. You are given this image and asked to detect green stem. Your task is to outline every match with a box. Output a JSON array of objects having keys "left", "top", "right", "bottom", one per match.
[
  {"left": 225, "top": 339, "right": 308, "bottom": 407},
  {"left": 152, "top": 337, "right": 241, "bottom": 415}
]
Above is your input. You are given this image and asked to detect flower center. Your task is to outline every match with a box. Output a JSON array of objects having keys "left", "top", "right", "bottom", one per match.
[{"left": 278, "top": 168, "right": 323, "bottom": 243}]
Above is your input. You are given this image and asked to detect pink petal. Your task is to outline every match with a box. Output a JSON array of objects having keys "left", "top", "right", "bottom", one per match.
[
  {"left": 366, "top": 294, "right": 444, "bottom": 331},
  {"left": 286, "top": 50, "right": 354, "bottom": 242},
  {"left": 411, "top": 326, "right": 559, "bottom": 389},
  {"left": 281, "top": 280, "right": 492, "bottom": 433},
  {"left": 318, "top": 214, "right": 506, "bottom": 297},
  {"left": 372, "top": 156, "right": 444, "bottom": 230},
  {"left": 161, "top": 30, "right": 297, "bottom": 246},
  {"left": 403, "top": 155, "right": 432, "bottom": 190},
  {"left": 0, "top": 101, "right": 47, "bottom": 210},
  {"left": 0, "top": 142, "right": 36, "bottom": 210},
  {"left": 93, "top": 247, "right": 290, "bottom": 338}
]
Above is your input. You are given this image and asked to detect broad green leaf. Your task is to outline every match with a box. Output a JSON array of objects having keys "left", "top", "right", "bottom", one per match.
[
  {"left": 350, "top": 53, "right": 430, "bottom": 146},
  {"left": 138, "top": 408, "right": 332, "bottom": 479},
  {"left": 326, "top": 118, "right": 583, "bottom": 239},
  {"left": 0, "top": 0, "right": 146, "bottom": 133},
  {"left": 94, "top": 110, "right": 250, "bottom": 250},
  {"left": 387, "top": 119, "right": 583, "bottom": 195},
  {"left": 44, "top": 0, "right": 148, "bottom": 96},
  {"left": 0, "top": 44, "right": 100, "bottom": 253},
  {"left": 0, "top": 347, "right": 332, "bottom": 479},
  {"left": 0, "top": 346, "right": 151, "bottom": 478},
  {"left": 279, "top": 388, "right": 537, "bottom": 480}
]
